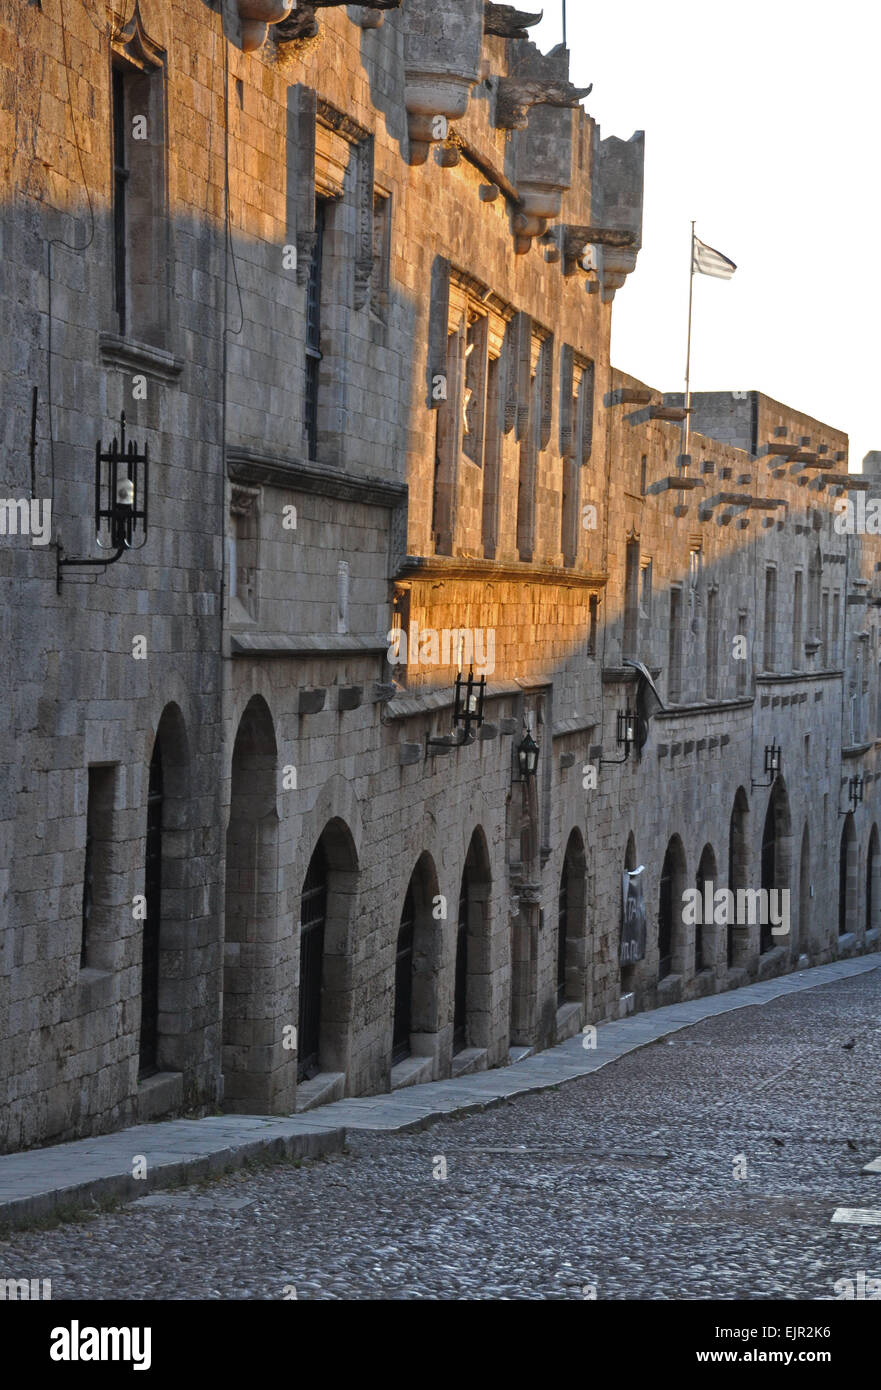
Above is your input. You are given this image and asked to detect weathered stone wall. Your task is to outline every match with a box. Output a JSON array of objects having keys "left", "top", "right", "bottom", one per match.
[{"left": 1, "top": 0, "right": 879, "bottom": 1152}]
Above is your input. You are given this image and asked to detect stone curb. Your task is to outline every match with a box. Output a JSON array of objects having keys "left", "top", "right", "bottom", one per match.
[{"left": 0, "top": 1119, "right": 345, "bottom": 1233}]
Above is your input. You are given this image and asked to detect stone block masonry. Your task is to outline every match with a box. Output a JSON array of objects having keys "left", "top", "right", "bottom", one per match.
[{"left": 0, "top": 0, "right": 878, "bottom": 1153}]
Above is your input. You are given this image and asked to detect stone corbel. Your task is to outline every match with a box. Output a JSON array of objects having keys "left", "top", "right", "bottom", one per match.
[
  {"left": 236, "top": 1, "right": 293, "bottom": 52},
  {"left": 562, "top": 225, "right": 636, "bottom": 276},
  {"left": 276, "top": 1, "right": 400, "bottom": 42},
  {"left": 494, "top": 76, "right": 591, "bottom": 130},
  {"left": 484, "top": 3, "right": 543, "bottom": 40}
]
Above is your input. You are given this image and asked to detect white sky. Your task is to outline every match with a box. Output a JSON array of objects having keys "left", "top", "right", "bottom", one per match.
[{"left": 532, "top": 0, "right": 881, "bottom": 467}]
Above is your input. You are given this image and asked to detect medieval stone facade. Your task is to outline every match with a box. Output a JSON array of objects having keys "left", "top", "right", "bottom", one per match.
[{"left": 1, "top": 0, "right": 879, "bottom": 1153}]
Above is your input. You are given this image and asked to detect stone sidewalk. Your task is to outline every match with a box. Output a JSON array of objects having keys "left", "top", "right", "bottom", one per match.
[{"left": 1, "top": 955, "right": 876, "bottom": 1231}]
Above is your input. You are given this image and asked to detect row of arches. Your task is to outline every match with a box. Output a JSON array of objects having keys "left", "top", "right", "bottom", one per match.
[
  {"left": 635, "top": 781, "right": 880, "bottom": 989},
  {"left": 136, "top": 698, "right": 880, "bottom": 1108}
]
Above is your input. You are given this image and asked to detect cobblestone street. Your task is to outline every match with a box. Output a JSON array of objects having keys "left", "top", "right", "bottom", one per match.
[{"left": 3, "top": 967, "right": 880, "bottom": 1301}]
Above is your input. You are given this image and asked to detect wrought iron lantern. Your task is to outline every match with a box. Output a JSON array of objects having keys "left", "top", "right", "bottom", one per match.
[
  {"left": 752, "top": 742, "right": 782, "bottom": 789},
  {"left": 600, "top": 707, "right": 636, "bottom": 765},
  {"left": 517, "top": 729, "right": 540, "bottom": 778},
  {"left": 452, "top": 667, "right": 486, "bottom": 737},
  {"left": 57, "top": 413, "right": 148, "bottom": 589},
  {"left": 849, "top": 774, "right": 865, "bottom": 808}
]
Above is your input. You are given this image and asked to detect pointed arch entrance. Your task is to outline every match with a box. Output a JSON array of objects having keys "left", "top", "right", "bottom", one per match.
[
  {"left": 454, "top": 830, "right": 491, "bottom": 1054},
  {"left": 760, "top": 777, "right": 792, "bottom": 954}
]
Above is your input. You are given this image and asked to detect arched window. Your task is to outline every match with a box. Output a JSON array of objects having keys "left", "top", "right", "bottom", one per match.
[{"left": 298, "top": 841, "right": 328, "bottom": 1081}]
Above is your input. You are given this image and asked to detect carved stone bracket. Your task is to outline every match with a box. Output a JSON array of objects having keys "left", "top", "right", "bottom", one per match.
[
  {"left": 495, "top": 76, "right": 591, "bottom": 130},
  {"left": 276, "top": 1, "right": 400, "bottom": 42},
  {"left": 562, "top": 224, "right": 636, "bottom": 275},
  {"left": 484, "top": 3, "right": 543, "bottom": 39},
  {"left": 236, "top": 1, "right": 293, "bottom": 52}
]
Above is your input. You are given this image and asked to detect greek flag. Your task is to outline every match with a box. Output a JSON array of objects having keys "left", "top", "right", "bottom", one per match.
[{"left": 692, "top": 235, "right": 737, "bottom": 280}]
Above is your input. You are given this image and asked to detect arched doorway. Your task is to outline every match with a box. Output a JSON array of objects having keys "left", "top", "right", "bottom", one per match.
[
  {"left": 298, "top": 841, "right": 328, "bottom": 1080},
  {"left": 695, "top": 843, "right": 716, "bottom": 974},
  {"left": 658, "top": 836, "right": 686, "bottom": 981},
  {"left": 224, "top": 696, "right": 279, "bottom": 1111},
  {"left": 798, "top": 823, "right": 810, "bottom": 956},
  {"left": 296, "top": 817, "right": 360, "bottom": 1086},
  {"left": 454, "top": 830, "right": 491, "bottom": 1054},
  {"left": 557, "top": 829, "right": 587, "bottom": 1008},
  {"left": 839, "top": 813, "right": 857, "bottom": 938},
  {"left": 728, "top": 788, "right": 749, "bottom": 968},
  {"left": 760, "top": 777, "right": 792, "bottom": 954},
  {"left": 393, "top": 882, "right": 415, "bottom": 1064},
  {"left": 140, "top": 738, "right": 163, "bottom": 1078},
  {"left": 393, "top": 853, "right": 442, "bottom": 1069},
  {"left": 867, "top": 825, "right": 880, "bottom": 935}
]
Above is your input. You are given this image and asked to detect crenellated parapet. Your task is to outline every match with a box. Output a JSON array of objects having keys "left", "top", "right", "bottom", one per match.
[
  {"left": 591, "top": 131, "right": 645, "bottom": 301},
  {"left": 507, "top": 42, "right": 587, "bottom": 253},
  {"left": 403, "top": 0, "right": 485, "bottom": 165}
]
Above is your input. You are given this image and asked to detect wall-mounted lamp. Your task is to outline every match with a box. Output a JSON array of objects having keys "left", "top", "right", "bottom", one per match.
[
  {"left": 849, "top": 774, "right": 864, "bottom": 808},
  {"left": 517, "top": 729, "right": 540, "bottom": 778},
  {"left": 426, "top": 666, "right": 487, "bottom": 755},
  {"left": 57, "top": 413, "right": 148, "bottom": 590},
  {"left": 600, "top": 707, "right": 636, "bottom": 765},
  {"left": 453, "top": 667, "right": 486, "bottom": 737},
  {"left": 752, "top": 742, "right": 782, "bottom": 789}
]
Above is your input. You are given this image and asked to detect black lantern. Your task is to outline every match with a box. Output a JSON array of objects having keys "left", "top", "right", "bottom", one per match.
[
  {"left": 57, "top": 412, "right": 148, "bottom": 589},
  {"left": 752, "top": 742, "right": 782, "bottom": 789},
  {"left": 601, "top": 707, "right": 636, "bottom": 765},
  {"left": 518, "top": 729, "right": 540, "bottom": 777},
  {"left": 850, "top": 774, "right": 864, "bottom": 808},
  {"left": 452, "top": 667, "right": 486, "bottom": 737}
]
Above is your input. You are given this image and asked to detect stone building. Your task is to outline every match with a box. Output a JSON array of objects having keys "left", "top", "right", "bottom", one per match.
[{"left": 1, "top": 0, "right": 879, "bottom": 1152}]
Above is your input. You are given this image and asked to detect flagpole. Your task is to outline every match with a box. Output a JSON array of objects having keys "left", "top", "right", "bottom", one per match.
[
  {"left": 683, "top": 219, "right": 696, "bottom": 460},
  {"left": 562, "top": 0, "right": 567, "bottom": 47}
]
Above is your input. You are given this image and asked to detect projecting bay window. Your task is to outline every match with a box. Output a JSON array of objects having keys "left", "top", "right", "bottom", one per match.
[{"left": 110, "top": 26, "right": 168, "bottom": 345}]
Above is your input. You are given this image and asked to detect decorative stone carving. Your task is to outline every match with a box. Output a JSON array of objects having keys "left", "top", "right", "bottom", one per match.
[
  {"left": 276, "top": 1, "right": 400, "bottom": 43},
  {"left": 495, "top": 76, "right": 591, "bottom": 131},
  {"left": 236, "top": 1, "right": 293, "bottom": 52},
  {"left": 562, "top": 224, "right": 636, "bottom": 275},
  {"left": 404, "top": 0, "right": 484, "bottom": 165},
  {"left": 484, "top": 3, "right": 543, "bottom": 39}
]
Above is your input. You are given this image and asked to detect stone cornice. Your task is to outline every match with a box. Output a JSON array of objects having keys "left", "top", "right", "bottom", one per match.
[
  {"left": 396, "top": 554, "right": 607, "bottom": 588},
  {"left": 227, "top": 448, "right": 407, "bottom": 510}
]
